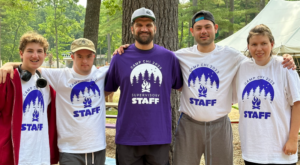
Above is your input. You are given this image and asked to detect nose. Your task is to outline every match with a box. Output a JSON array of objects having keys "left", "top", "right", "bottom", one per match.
[
  {"left": 200, "top": 28, "right": 207, "bottom": 34},
  {"left": 32, "top": 51, "right": 38, "bottom": 58},
  {"left": 141, "top": 25, "right": 148, "bottom": 32}
]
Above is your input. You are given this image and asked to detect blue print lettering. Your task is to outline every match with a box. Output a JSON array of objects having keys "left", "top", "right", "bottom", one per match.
[
  {"left": 70, "top": 81, "right": 102, "bottom": 118},
  {"left": 242, "top": 78, "right": 275, "bottom": 120},
  {"left": 73, "top": 106, "right": 101, "bottom": 117},
  {"left": 244, "top": 111, "right": 271, "bottom": 119},
  {"left": 188, "top": 65, "right": 220, "bottom": 107},
  {"left": 189, "top": 98, "right": 217, "bottom": 106},
  {"left": 21, "top": 124, "right": 43, "bottom": 131}
]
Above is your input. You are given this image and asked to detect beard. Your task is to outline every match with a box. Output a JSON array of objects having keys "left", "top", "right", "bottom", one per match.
[{"left": 133, "top": 31, "right": 154, "bottom": 45}]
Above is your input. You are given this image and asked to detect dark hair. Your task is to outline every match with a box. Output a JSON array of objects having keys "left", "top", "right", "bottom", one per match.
[{"left": 245, "top": 24, "right": 274, "bottom": 58}]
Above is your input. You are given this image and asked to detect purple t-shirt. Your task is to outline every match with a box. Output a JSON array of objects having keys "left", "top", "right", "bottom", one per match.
[{"left": 105, "top": 44, "right": 183, "bottom": 145}]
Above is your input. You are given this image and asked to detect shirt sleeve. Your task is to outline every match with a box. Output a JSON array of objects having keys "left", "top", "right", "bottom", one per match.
[
  {"left": 285, "top": 69, "right": 300, "bottom": 106},
  {"left": 41, "top": 68, "right": 63, "bottom": 90},
  {"left": 104, "top": 57, "right": 120, "bottom": 92},
  {"left": 172, "top": 54, "right": 183, "bottom": 89}
]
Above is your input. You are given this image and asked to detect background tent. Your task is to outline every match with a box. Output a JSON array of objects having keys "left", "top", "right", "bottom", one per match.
[{"left": 217, "top": 0, "right": 300, "bottom": 56}]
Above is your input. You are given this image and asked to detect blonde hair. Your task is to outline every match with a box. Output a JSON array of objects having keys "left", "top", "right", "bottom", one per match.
[
  {"left": 19, "top": 32, "right": 49, "bottom": 53},
  {"left": 246, "top": 24, "right": 274, "bottom": 57}
]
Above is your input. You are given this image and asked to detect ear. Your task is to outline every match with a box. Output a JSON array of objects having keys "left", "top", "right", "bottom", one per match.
[
  {"left": 20, "top": 50, "right": 24, "bottom": 60},
  {"left": 214, "top": 24, "right": 219, "bottom": 34},
  {"left": 190, "top": 27, "right": 194, "bottom": 37},
  {"left": 154, "top": 26, "right": 157, "bottom": 34},
  {"left": 131, "top": 26, "right": 134, "bottom": 34},
  {"left": 247, "top": 44, "right": 250, "bottom": 50},
  {"left": 271, "top": 42, "right": 274, "bottom": 48},
  {"left": 71, "top": 54, "right": 75, "bottom": 60}
]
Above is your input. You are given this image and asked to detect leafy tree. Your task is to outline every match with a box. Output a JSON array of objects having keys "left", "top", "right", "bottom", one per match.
[
  {"left": 38, "top": 0, "right": 80, "bottom": 68},
  {"left": 1, "top": 0, "right": 36, "bottom": 62}
]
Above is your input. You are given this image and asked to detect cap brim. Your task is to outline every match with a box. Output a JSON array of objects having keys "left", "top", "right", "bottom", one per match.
[
  {"left": 72, "top": 47, "right": 96, "bottom": 53},
  {"left": 132, "top": 16, "right": 155, "bottom": 23}
]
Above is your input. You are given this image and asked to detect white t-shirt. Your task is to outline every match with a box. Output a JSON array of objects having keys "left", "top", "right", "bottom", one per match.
[
  {"left": 233, "top": 57, "right": 300, "bottom": 164},
  {"left": 19, "top": 73, "right": 51, "bottom": 165},
  {"left": 175, "top": 45, "right": 246, "bottom": 121},
  {"left": 41, "top": 66, "right": 108, "bottom": 153}
]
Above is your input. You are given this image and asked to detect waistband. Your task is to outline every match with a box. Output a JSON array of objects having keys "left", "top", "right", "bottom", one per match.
[{"left": 182, "top": 113, "right": 228, "bottom": 126}]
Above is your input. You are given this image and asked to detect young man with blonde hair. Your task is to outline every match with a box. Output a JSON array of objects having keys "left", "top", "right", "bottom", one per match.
[{"left": 0, "top": 32, "right": 58, "bottom": 165}]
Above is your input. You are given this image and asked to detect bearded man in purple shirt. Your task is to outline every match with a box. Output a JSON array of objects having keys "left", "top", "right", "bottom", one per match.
[{"left": 104, "top": 7, "right": 183, "bottom": 165}]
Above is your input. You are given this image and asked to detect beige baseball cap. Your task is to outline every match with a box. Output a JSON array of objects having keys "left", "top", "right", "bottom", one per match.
[{"left": 70, "top": 38, "right": 96, "bottom": 53}]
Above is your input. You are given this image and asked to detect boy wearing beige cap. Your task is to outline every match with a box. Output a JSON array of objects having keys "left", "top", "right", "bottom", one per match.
[{"left": 1, "top": 38, "right": 109, "bottom": 165}]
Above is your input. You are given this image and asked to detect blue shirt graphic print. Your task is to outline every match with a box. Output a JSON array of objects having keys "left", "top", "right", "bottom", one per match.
[
  {"left": 242, "top": 79, "right": 275, "bottom": 119},
  {"left": 70, "top": 81, "right": 101, "bottom": 118},
  {"left": 188, "top": 67, "right": 220, "bottom": 107},
  {"left": 22, "top": 90, "right": 45, "bottom": 131}
]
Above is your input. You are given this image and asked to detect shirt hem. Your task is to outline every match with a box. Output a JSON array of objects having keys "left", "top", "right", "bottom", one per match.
[
  {"left": 115, "top": 141, "right": 171, "bottom": 146},
  {"left": 59, "top": 145, "right": 106, "bottom": 154}
]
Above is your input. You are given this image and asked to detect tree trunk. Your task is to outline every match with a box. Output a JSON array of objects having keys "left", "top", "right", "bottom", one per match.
[
  {"left": 229, "top": 0, "right": 234, "bottom": 35},
  {"left": 260, "top": 0, "right": 265, "bottom": 11},
  {"left": 84, "top": 0, "right": 101, "bottom": 65},
  {"left": 193, "top": 0, "right": 197, "bottom": 45},
  {"left": 179, "top": 19, "right": 183, "bottom": 49},
  {"left": 245, "top": 0, "right": 248, "bottom": 25},
  {"left": 122, "top": 0, "right": 180, "bottom": 164},
  {"left": 188, "top": 21, "right": 191, "bottom": 47}
]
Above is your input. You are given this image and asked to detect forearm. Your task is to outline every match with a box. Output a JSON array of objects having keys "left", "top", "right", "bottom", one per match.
[
  {"left": 289, "top": 101, "right": 300, "bottom": 141},
  {"left": 3, "top": 62, "right": 22, "bottom": 68}
]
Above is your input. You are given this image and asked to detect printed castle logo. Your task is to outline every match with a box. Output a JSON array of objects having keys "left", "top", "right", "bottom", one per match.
[
  {"left": 252, "top": 97, "right": 261, "bottom": 109},
  {"left": 142, "top": 80, "right": 151, "bottom": 92},
  {"left": 70, "top": 81, "right": 100, "bottom": 107},
  {"left": 130, "top": 63, "right": 163, "bottom": 91}
]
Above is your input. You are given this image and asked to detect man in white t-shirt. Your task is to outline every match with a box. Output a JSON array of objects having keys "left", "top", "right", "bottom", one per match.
[
  {"left": 114, "top": 10, "right": 296, "bottom": 165},
  {"left": 173, "top": 10, "right": 296, "bottom": 165},
  {"left": 0, "top": 38, "right": 108, "bottom": 165}
]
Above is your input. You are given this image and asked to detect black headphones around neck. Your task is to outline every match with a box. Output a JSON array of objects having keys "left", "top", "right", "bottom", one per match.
[{"left": 18, "top": 64, "right": 48, "bottom": 88}]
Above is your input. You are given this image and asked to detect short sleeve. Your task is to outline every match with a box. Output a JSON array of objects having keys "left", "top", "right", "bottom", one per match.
[
  {"left": 105, "top": 57, "right": 120, "bottom": 92},
  {"left": 285, "top": 69, "right": 300, "bottom": 106},
  {"left": 41, "top": 68, "right": 63, "bottom": 90}
]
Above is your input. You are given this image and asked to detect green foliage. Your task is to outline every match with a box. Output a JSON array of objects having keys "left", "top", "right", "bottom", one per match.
[{"left": 178, "top": 0, "right": 263, "bottom": 47}]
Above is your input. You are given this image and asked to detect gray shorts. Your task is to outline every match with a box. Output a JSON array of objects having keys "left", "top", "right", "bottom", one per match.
[
  {"left": 59, "top": 149, "right": 106, "bottom": 165},
  {"left": 116, "top": 144, "right": 169, "bottom": 165},
  {"left": 173, "top": 113, "right": 233, "bottom": 165}
]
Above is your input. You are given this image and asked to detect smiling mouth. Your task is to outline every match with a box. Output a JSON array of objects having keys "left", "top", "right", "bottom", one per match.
[{"left": 30, "top": 60, "right": 39, "bottom": 62}]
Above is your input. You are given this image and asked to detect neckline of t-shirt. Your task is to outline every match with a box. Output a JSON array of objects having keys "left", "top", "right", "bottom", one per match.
[
  {"left": 194, "top": 44, "right": 219, "bottom": 56},
  {"left": 132, "top": 44, "right": 157, "bottom": 54},
  {"left": 251, "top": 56, "right": 274, "bottom": 68},
  {"left": 71, "top": 66, "right": 96, "bottom": 79}
]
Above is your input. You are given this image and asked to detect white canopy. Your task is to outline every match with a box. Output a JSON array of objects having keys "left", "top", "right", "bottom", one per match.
[{"left": 217, "top": 0, "right": 300, "bottom": 55}]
